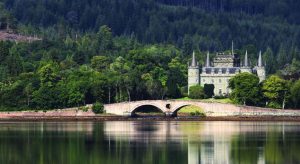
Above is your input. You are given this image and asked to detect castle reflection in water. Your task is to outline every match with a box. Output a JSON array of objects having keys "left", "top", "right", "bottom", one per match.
[{"left": 104, "top": 121, "right": 298, "bottom": 164}]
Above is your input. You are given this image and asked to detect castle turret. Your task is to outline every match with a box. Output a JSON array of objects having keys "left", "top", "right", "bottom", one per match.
[
  {"left": 240, "top": 50, "right": 252, "bottom": 73},
  {"left": 256, "top": 51, "right": 266, "bottom": 82},
  {"left": 188, "top": 51, "right": 200, "bottom": 94},
  {"left": 244, "top": 50, "right": 248, "bottom": 67},
  {"left": 206, "top": 51, "right": 210, "bottom": 67}
]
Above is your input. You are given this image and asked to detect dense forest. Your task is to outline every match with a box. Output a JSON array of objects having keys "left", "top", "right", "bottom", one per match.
[{"left": 0, "top": 0, "right": 299, "bottom": 110}]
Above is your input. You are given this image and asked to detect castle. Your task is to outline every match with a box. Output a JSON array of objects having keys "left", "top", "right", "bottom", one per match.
[{"left": 188, "top": 46, "right": 266, "bottom": 96}]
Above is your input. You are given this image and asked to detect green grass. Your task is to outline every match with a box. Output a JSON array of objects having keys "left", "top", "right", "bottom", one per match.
[
  {"left": 177, "top": 105, "right": 203, "bottom": 113},
  {"left": 176, "top": 97, "right": 192, "bottom": 100}
]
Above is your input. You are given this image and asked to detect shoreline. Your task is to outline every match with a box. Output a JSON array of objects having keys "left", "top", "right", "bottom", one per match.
[{"left": 1, "top": 116, "right": 300, "bottom": 122}]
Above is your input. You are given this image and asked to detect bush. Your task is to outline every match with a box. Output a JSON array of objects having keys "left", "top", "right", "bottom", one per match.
[
  {"left": 190, "top": 110, "right": 206, "bottom": 117},
  {"left": 189, "top": 85, "right": 205, "bottom": 99},
  {"left": 92, "top": 102, "right": 104, "bottom": 114},
  {"left": 78, "top": 106, "right": 89, "bottom": 112},
  {"left": 266, "top": 102, "right": 281, "bottom": 109}
]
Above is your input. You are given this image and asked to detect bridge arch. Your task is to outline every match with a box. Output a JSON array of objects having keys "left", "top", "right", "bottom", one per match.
[{"left": 131, "top": 104, "right": 165, "bottom": 116}]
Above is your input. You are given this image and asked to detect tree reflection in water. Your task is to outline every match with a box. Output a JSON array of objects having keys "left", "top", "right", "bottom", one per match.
[{"left": 0, "top": 121, "right": 299, "bottom": 164}]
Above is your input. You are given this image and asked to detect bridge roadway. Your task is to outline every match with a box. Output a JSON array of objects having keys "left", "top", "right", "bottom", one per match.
[
  {"left": 104, "top": 100, "right": 300, "bottom": 117},
  {"left": 105, "top": 100, "right": 240, "bottom": 117}
]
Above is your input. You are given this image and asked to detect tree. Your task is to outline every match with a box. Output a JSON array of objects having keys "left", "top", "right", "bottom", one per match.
[
  {"left": 279, "top": 59, "right": 300, "bottom": 80},
  {"left": 0, "top": 41, "right": 11, "bottom": 63},
  {"left": 92, "top": 102, "right": 104, "bottom": 114},
  {"left": 290, "top": 80, "right": 300, "bottom": 108},
  {"left": 6, "top": 45, "right": 24, "bottom": 77},
  {"left": 263, "top": 47, "right": 277, "bottom": 74},
  {"left": 262, "top": 75, "right": 289, "bottom": 109},
  {"left": 97, "top": 25, "right": 113, "bottom": 53},
  {"left": 189, "top": 85, "right": 205, "bottom": 99},
  {"left": 91, "top": 55, "right": 110, "bottom": 72},
  {"left": 166, "top": 57, "right": 186, "bottom": 98},
  {"left": 182, "top": 34, "right": 193, "bottom": 56},
  {"left": 38, "top": 62, "right": 60, "bottom": 87},
  {"left": 229, "top": 73, "right": 262, "bottom": 106}
]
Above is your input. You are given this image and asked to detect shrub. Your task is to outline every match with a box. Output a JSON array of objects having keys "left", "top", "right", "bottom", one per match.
[
  {"left": 190, "top": 112, "right": 196, "bottom": 116},
  {"left": 78, "top": 106, "right": 89, "bottom": 112},
  {"left": 195, "top": 110, "right": 206, "bottom": 117},
  {"left": 266, "top": 102, "right": 281, "bottom": 109},
  {"left": 190, "top": 110, "right": 206, "bottom": 117},
  {"left": 189, "top": 85, "right": 205, "bottom": 99},
  {"left": 92, "top": 102, "right": 104, "bottom": 114}
]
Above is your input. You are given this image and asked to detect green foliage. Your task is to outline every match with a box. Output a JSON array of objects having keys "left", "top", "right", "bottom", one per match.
[
  {"left": 190, "top": 111, "right": 206, "bottom": 117},
  {"left": 279, "top": 59, "right": 300, "bottom": 80},
  {"left": 290, "top": 80, "right": 300, "bottom": 108},
  {"left": 229, "top": 73, "right": 262, "bottom": 106},
  {"left": 91, "top": 56, "right": 110, "bottom": 72},
  {"left": 204, "top": 84, "right": 214, "bottom": 98},
  {"left": 92, "top": 102, "right": 104, "bottom": 114},
  {"left": 262, "top": 75, "right": 289, "bottom": 109},
  {"left": 189, "top": 85, "right": 205, "bottom": 99},
  {"left": 1, "top": 0, "right": 300, "bottom": 110},
  {"left": 78, "top": 106, "right": 89, "bottom": 112}
]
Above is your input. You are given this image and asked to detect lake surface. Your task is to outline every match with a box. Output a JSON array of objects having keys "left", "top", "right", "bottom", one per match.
[{"left": 0, "top": 121, "right": 300, "bottom": 164}]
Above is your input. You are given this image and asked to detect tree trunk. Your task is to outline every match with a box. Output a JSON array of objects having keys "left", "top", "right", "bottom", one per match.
[
  {"left": 282, "top": 91, "right": 286, "bottom": 110},
  {"left": 126, "top": 87, "right": 131, "bottom": 102},
  {"left": 27, "top": 94, "right": 30, "bottom": 106},
  {"left": 119, "top": 86, "right": 122, "bottom": 102},
  {"left": 108, "top": 87, "right": 111, "bottom": 104},
  {"left": 115, "top": 85, "right": 118, "bottom": 103}
]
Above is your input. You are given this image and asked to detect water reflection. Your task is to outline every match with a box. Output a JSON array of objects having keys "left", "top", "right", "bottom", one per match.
[{"left": 0, "top": 121, "right": 299, "bottom": 164}]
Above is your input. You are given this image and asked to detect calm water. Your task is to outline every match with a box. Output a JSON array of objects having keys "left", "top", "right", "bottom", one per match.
[{"left": 0, "top": 121, "right": 300, "bottom": 164}]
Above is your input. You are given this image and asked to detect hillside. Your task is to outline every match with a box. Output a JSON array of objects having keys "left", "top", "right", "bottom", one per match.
[
  {"left": 1, "top": 0, "right": 299, "bottom": 53},
  {"left": 0, "top": 30, "right": 41, "bottom": 42},
  {"left": 0, "top": 0, "right": 299, "bottom": 111}
]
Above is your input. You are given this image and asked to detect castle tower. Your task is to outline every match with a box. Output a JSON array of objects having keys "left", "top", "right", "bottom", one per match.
[
  {"left": 240, "top": 50, "right": 252, "bottom": 73},
  {"left": 206, "top": 51, "right": 210, "bottom": 67},
  {"left": 188, "top": 51, "right": 200, "bottom": 94},
  {"left": 256, "top": 51, "right": 266, "bottom": 82}
]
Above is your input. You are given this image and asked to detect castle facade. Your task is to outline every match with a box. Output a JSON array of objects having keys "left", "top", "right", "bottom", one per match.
[{"left": 188, "top": 48, "right": 265, "bottom": 96}]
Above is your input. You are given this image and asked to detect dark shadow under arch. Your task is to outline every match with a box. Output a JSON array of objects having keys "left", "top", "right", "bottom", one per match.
[{"left": 131, "top": 105, "right": 165, "bottom": 117}]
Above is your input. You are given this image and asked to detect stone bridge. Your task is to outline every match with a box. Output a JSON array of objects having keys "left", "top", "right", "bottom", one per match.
[
  {"left": 104, "top": 100, "right": 242, "bottom": 117},
  {"left": 104, "top": 100, "right": 300, "bottom": 117}
]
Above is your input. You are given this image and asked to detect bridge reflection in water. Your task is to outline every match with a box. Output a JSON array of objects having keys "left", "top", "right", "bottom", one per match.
[
  {"left": 104, "top": 121, "right": 300, "bottom": 164},
  {"left": 0, "top": 121, "right": 300, "bottom": 163}
]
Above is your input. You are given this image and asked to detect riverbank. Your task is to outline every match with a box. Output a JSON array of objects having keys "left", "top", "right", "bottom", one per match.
[
  {"left": 1, "top": 104, "right": 300, "bottom": 121},
  {"left": 2, "top": 116, "right": 300, "bottom": 121},
  {"left": 1, "top": 112, "right": 300, "bottom": 121}
]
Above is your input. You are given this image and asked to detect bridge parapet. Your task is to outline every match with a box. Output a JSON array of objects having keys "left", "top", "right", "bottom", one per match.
[{"left": 104, "top": 100, "right": 242, "bottom": 116}]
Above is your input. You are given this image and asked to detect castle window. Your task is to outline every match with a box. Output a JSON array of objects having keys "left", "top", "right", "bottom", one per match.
[
  {"left": 229, "top": 68, "right": 236, "bottom": 74},
  {"left": 214, "top": 68, "right": 219, "bottom": 74},
  {"left": 222, "top": 68, "right": 227, "bottom": 74},
  {"left": 211, "top": 79, "right": 214, "bottom": 83},
  {"left": 219, "top": 79, "right": 222, "bottom": 83},
  {"left": 203, "top": 79, "right": 205, "bottom": 82},
  {"left": 205, "top": 68, "right": 212, "bottom": 74}
]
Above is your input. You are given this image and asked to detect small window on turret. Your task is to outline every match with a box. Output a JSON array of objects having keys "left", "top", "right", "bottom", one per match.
[{"left": 219, "top": 79, "right": 221, "bottom": 83}]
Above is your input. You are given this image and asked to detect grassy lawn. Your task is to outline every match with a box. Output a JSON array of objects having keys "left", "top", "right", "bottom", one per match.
[
  {"left": 176, "top": 97, "right": 233, "bottom": 104},
  {"left": 177, "top": 105, "right": 203, "bottom": 113}
]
